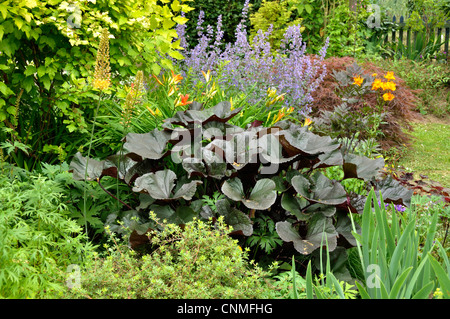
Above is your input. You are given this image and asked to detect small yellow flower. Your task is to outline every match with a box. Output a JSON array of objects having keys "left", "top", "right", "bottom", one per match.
[
  {"left": 383, "top": 91, "right": 395, "bottom": 101},
  {"left": 372, "top": 73, "right": 377, "bottom": 77},
  {"left": 384, "top": 71, "right": 395, "bottom": 81},
  {"left": 353, "top": 75, "right": 364, "bottom": 87},
  {"left": 267, "top": 87, "right": 277, "bottom": 98}
]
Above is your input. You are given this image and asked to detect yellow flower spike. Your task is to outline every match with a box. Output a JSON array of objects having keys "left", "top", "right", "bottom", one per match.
[
  {"left": 352, "top": 75, "right": 364, "bottom": 87},
  {"left": 384, "top": 71, "right": 395, "bottom": 81},
  {"left": 230, "top": 97, "right": 234, "bottom": 110},
  {"left": 383, "top": 91, "right": 395, "bottom": 101},
  {"left": 93, "top": 28, "right": 111, "bottom": 91}
]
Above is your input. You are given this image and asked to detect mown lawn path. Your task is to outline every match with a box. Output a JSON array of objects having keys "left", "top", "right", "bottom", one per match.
[{"left": 399, "top": 115, "right": 450, "bottom": 188}]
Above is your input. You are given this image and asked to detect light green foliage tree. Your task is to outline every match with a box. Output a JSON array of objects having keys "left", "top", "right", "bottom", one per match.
[
  {"left": 0, "top": 0, "right": 192, "bottom": 169},
  {"left": 249, "top": 0, "right": 304, "bottom": 50}
]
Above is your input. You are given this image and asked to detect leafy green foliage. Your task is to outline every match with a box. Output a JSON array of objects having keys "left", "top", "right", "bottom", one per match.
[
  {"left": 0, "top": 163, "right": 93, "bottom": 298},
  {"left": 249, "top": 0, "right": 304, "bottom": 50},
  {"left": 0, "top": 0, "right": 192, "bottom": 168},
  {"left": 55, "top": 216, "right": 276, "bottom": 299},
  {"left": 350, "top": 188, "right": 450, "bottom": 299}
]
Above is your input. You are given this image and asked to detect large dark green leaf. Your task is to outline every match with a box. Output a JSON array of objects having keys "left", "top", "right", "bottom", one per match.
[
  {"left": 69, "top": 152, "right": 104, "bottom": 181},
  {"left": 133, "top": 169, "right": 201, "bottom": 201},
  {"left": 122, "top": 129, "right": 171, "bottom": 160},
  {"left": 181, "top": 148, "right": 229, "bottom": 179},
  {"left": 275, "top": 213, "right": 338, "bottom": 255},
  {"left": 221, "top": 177, "right": 277, "bottom": 210},
  {"left": 291, "top": 172, "right": 347, "bottom": 206},
  {"left": 374, "top": 175, "right": 413, "bottom": 207},
  {"left": 343, "top": 153, "right": 384, "bottom": 181},
  {"left": 216, "top": 198, "right": 253, "bottom": 236},
  {"left": 280, "top": 192, "right": 310, "bottom": 220},
  {"left": 210, "top": 130, "right": 259, "bottom": 170},
  {"left": 277, "top": 127, "right": 340, "bottom": 157},
  {"left": 334, "top": 211, "right": 360, "bottom": 246},
  {"left": 149, "top": 204, "right": 196, "bottom": 225},
  {"left": 164, "top": 101, "right": 242, "bottom": 127}
]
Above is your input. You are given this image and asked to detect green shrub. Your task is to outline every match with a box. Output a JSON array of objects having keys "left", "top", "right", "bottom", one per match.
[
  {"left": 0, "top": 0, "right": 192, "bottom": 168},
  {"left": 249, "top": 0, "right": 303, "bottom": 50},
  {"left": 0, "top": 164, "right": 93, "bottom": 298},
  {"left": 58, "top": 217, "right": 276, "bottom": 299}
]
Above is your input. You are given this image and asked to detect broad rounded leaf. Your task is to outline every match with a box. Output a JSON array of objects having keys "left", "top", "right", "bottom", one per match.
[
  {"left": 276, "top": 214, "right": 338, "bottom": 255},
  {"left": 216, "top": 199, "right": 253, "bottom": 236},
  {"left": 343, "top": 153, "right": 384, "bottom": 181},
  {"left": 291, "top": 172, "right": 347, "bottom": 206},
  {"left": 277, "top": 127, "right": 340, "bottom": 157},
  {"left": 69, "top": 152, "right": 104, "bottom": 181},
  {"left": 123, "top": 129, "right": 171, "bottom": 160},
  {"left": 133, "top": 169, "right": 201, "bottom": 201},
  {"left": 221, "top": 178, "right": 277, "bottom": 210}
]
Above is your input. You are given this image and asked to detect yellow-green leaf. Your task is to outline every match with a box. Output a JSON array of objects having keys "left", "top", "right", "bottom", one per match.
[
  {"left": 173, "top": 16, "right": 188, "bottom": 25},
  {"left": 168, "top": 50, "right": 185, "bottom": 60}
]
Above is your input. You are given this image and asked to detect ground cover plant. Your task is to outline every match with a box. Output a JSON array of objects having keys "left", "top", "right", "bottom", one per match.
[{"left": 1, "top": 0, "right": 450, "bottom": 300}]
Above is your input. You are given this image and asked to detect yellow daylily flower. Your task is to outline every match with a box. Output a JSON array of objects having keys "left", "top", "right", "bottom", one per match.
[
  {"left": 384, "top": 71, "right": 395, "bottom": 81},
  {"left": 202, "top": 70, "right": 211, "bottom": 83},
  {"left": 353, "top": 75, "right": 364, "bottom": 87},
  {"left": 383, "top": 91, "right": 395, "bottom": 101}
]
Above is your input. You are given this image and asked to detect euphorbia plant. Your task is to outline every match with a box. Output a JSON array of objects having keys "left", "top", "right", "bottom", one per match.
[{"left": 69, "top": 100, "right": 413, "bottom": 271}]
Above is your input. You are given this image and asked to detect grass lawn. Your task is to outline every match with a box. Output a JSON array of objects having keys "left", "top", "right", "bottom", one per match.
[{"left": 399, "top": 115, "right": 450, "bottom": 188}]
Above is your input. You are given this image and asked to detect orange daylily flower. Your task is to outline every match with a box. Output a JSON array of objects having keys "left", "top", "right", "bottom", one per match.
[
  {"left": 152, "top": 74, "right": 163, "bottom": 86},
  {"left": 384, "top": 71, "right": 395, "bottom": 81},
  {"left": 304, "top": 118, "right": 312, "bottom": 126},
  {"left": 353, "top": 75, "right": 364, "bottom": 87},
  {"left": 170, "top": 70, "right": 183, "bottom": 84},
  {"left": 383, "top": 91, "right": 395, "bottom": 101},
  {"left": 176, "top": 94, "right": 192, "bottom": 107}
]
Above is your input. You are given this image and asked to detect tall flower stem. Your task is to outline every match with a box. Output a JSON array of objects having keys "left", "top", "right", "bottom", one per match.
[{"left": 83, "top": 93, "right": 102, "bottom": 235}]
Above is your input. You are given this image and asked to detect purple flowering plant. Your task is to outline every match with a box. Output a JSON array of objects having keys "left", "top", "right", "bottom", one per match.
[{"left": 174, "top": 0, "right": 329, "bottom": 117}]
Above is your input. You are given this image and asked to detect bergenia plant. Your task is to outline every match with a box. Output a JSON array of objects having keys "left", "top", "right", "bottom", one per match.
[{"left": 69, "top": 100, "right": 413, "bottom": 270}]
